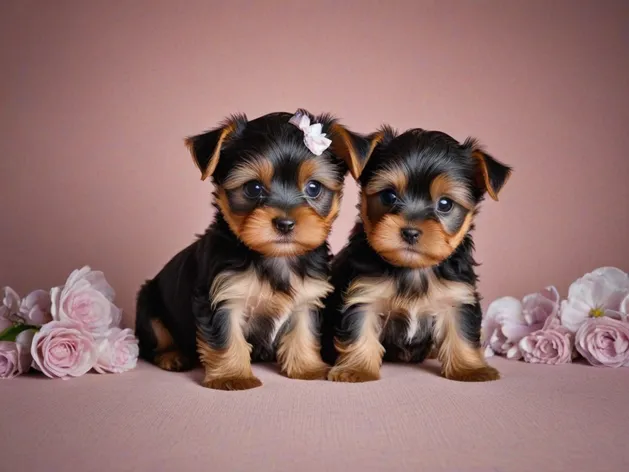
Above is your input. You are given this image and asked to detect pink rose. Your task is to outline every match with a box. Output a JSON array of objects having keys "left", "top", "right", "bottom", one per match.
[
  {"left": 575, "top": 317, "right": 629, "bottom": 367},
  {"left": 518, "top": 324, "right": 575, "bottom": 365},
  {"left": 482, "top": 286, "right": 559, "bottom": 359},
  {"left": 94, "top": 328, "right": 139, "bottom": 374},
  {"left": 51, "top": 266, "right": 122, "bottom": 337},
  {"left": 560, "top": 267, "right": 629, "bottom": 333},
  {"left": 19, "top": 289, "right": 52, "bottom": 326},
  {"left": 31, "top": 320, "right": 98, "bottom": 378},
  {"left": 0, "top": 338, "right": 32, "bottom": 379}
]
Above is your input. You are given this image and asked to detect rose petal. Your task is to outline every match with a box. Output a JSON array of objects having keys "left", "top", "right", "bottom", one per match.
[
  {"left": 2, "top": 287, "right": 21, "bottom": 314},
  {"left": 621, "top": 294, "right": 629, "bottom": 315},
  {"left": 540, "top": 285, "right": 560, "bottom": 304}
]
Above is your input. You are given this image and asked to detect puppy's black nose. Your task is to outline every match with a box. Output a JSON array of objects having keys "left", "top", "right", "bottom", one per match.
[
  {"left": 401, "top": 227, "right": 421, "bottom": 244},
  {"left": 273, "top": 217, "right": 296, "bottom": 234}
]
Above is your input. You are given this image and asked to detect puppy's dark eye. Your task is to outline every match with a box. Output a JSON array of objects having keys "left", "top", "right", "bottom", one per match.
[
  {"left": 304, "top": 180, "right": 322, "bottom": 198},
  {"left": 437, "top": 197, "right": 454, "bottom": 213},
  {"left": 243, "top": 180, "right": 264, "bottom": 199},
  {"left": 380, "top": 189, "right": 398, "bottom": 206}
]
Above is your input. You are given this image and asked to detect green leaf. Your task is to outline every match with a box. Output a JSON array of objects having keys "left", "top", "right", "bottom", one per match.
[{"left": 0, "top": 323, "right": 39, "bottom": 342}]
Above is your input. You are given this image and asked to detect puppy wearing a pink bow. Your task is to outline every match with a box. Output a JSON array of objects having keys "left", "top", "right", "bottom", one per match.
[{"left": 135, "top": 109, "right": 381, "bottom": 390}]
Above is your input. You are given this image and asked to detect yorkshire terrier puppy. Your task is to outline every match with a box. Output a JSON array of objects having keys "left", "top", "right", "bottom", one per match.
[
  {"left": 320, "top": 126, "right": 512, "bottom": 382},
  {"left": 135, "top": 109, "right": 380, "bottom": 390}
]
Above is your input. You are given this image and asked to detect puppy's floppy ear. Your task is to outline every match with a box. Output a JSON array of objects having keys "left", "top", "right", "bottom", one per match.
[
  {"left": 185, "top": 114, "right": 248, "bottom": 181},
  {"left": 465, "top": 138, "right": 513, "bottom": 201},
  {"left": 328, "top": 124, "right": 384, "bottom": 180}
]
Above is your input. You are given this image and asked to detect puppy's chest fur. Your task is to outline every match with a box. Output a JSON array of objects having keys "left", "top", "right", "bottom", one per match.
[
  {"left": 346, "top": 270, "right": 476, "bottom": 356},
  {"left": 210, "top": 258, "right": 332, "bottom": 360}
]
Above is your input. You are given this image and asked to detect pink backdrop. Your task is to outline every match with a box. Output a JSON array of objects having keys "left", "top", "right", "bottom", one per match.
[{"left": 1, "top": 0, "right": 628, "bottom": 327}]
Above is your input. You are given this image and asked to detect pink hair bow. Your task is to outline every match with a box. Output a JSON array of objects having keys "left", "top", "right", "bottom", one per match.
[{"left": 288, "top": 112, "right": 332, "bottom": 156}]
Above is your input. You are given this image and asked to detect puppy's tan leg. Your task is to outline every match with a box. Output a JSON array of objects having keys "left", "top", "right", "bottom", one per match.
[
  {"left": 328, "top": 307, "right": 384, "bottom": 383},
  {"left": 277, "top": 306, "right": 329, "bottom": 380},
  {"left": 434, "top": 310, "right": 500, "bottom": 382},
  {"left": 151, "top": 319, "right": 193, "bottom": 372},
  {"left": 197, "top": 311, "right": 261, "bottom": 391}
]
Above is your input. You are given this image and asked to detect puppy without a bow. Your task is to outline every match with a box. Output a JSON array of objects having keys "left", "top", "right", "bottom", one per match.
[{"left": 321, "top": 126, "right": 512, "bottom": 383}]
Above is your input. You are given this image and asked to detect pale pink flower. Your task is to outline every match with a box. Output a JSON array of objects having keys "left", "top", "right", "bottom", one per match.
[
  {"left": 19, "top": 289, "right": 52, "bottom": 326},
  {"left": 482, "top": 286, "right": 559, "bottom": 359},
  {"left": 94, "top": 328, "right": 139, "bottom": 374},
  {"left": 519, "top": 322, "right": 575, "bottom": 365},
  {"left": 1, "top": 286, "right": 21, "bottom": 332},
  {"left": 31, "top": 320, "right": 98, "bottom": 378},
  {"left": 560, "top": 267, "right": 629, "bottom": 333},
  {"left": 0, "top": 338, "right": 32, "bottom": 379},
  {"left": 575, "top": 317, "right": 629, "bottom": 367},
  {"left": 50, "top": 266, "right": 121, "bottom": 337}
]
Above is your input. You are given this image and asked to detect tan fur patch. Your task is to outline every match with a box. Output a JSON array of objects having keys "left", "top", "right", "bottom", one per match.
[
  {"left": 297, "top": 159, "right": 342, "bottom": 192},
  {"left": 430, "top": 174, "right": 473, "bottom": 210},
  {"left": 433, "top": 308, "right": 499, "bottom": 382},
  {"left": 329, "top": 125, "right": 383, "bottom": 180},
  {"left": 331, "top": 273, "right": 480, "bottom": 380},
  {"left": 233, "top": 204, "right": 331, "bottom": 258},
  {"left": 211, "top": 268, "right": 292, "bottom": 319},
  {"left": 472, "top": 150, "right": 511, "bottom": 202},
  {"left": 365, "top": 208, "right": 475, "bottom": 269},
  {"left": 155, "top": 351, "right": 187, "bottom": 372},
  {"left": 185, "top": 122, "right": 236, "bottom": 181},
  {"left": 291, "top": 205, "right": 331, "bottom": 251},
  {"left": 365, "top": 164, "right": 408, "bottom": 195},
  {"left": 197, "top": 327, "right": 257, "bottom": 389},
  {"left": 345, "top": 272, "right": 475, "bottom": 319},
  {"left": 223, "top": 157, "right": 274, "bottom": 190},
  {"left": 203, "top": 267, "right": 333, "bottom": 387},
  {"left": 216, "top": 187, "right": 247, "bottom": 237},
  {"left": 445, "top": 212, "right": 474, "bottom": 251},
  {"left": 328, "top": 306, "right": 384, "bottom": 383},
  {"left": 277, "top": 304, "right": 329, "bottom": 380},
  {"left": 151, "top": 319, "right": 174, "bottom": 351}
]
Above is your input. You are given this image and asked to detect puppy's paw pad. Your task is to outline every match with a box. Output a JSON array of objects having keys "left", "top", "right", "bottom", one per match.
[
  {"left": 286, "top": 365, "right": 330, "bottom": 381},
  {"left": 202, "top": 376, "right": 263, "bottom": 391},
  {"left": 445, "top": 366, "right": 500, "bottom": 382},
  {"left": 327, "top": 368, "right": 379, "bottom": 383},
  {"left": 155, "top": 351, "right": 190, "bottom": 372}
]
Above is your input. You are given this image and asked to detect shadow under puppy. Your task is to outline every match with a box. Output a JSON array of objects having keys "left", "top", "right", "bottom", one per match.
[
  {"left": 320, "top": 126, "right": 512, "bottom": 382},
  {"left": 135, "top": 109, "right": 380, "bottom": 390}
]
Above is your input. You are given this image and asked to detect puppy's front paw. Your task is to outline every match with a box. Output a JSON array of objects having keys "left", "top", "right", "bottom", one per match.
[
  {"left": 285, "top": 364, "right": 330, "bottom": 381},
  {"left": 327, "top": 367, "right": 380, "bottom": 383},
  {"left": 202, "top": 376, "right": 263, "bottom": 391},
  {"left": 444, "top": 365, "right": 500, "bottom": 382}
]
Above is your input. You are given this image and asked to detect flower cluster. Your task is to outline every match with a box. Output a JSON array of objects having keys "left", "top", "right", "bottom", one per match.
[
  {"left": 482, "top": 267, "right": 629, "bottom": 367},
  {"left": 1, "top": 266, "right": 138, "bottom": 379}
]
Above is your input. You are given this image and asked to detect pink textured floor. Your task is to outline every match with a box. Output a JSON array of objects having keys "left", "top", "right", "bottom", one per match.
[{"left": 3, "top": 357, "right": 629, "bottom": 472}]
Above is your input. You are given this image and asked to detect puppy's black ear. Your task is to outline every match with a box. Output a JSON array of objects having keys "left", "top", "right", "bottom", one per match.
[
  {"left": 185, "top": 114, "right": 248, "bottom": 181},
  {"left": 465, "top": 138, "right": 513, "bottom": 201},
  {"left": 328, "top": 125, "right": 384, "bottom": 180}
]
